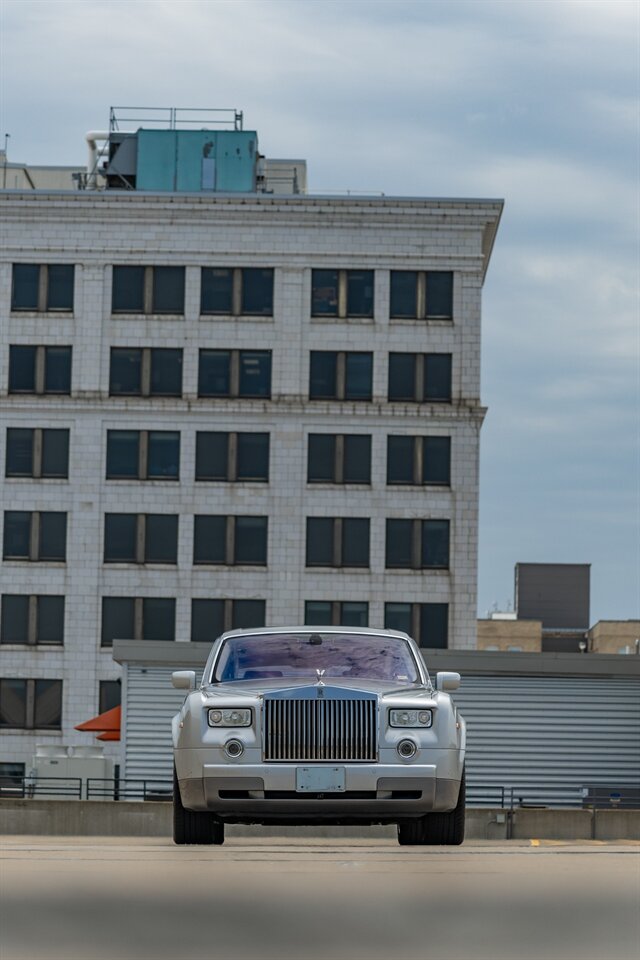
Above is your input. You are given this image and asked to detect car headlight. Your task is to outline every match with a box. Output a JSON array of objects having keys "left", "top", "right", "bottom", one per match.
[
  {"left": 389, "top": 709, "right": 432, "bottom": 728},
  {"left": 208, "top": 708, "right": 252, "bottom": 727}
]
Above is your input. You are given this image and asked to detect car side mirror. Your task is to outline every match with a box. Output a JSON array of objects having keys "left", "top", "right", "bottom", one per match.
[
  {"left": 436, "top": 671, "right": 461, "bottom": 692},
  {"left": 172, "top": 670, "right": 196, "bottom": 691}
]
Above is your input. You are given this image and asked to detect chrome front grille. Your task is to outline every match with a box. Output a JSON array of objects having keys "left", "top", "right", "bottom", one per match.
[{"left": 263, "top": 697, "right": 377, "bottom": 762}]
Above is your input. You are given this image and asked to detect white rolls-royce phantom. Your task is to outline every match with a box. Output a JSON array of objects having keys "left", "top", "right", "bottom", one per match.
[{"left": 171, "top": 627, "right": 466, "bottom": 845}]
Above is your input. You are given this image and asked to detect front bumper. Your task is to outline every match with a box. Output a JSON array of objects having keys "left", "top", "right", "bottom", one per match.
[{"left": 177, "top": 762, "right": 460, "bottom": 823}]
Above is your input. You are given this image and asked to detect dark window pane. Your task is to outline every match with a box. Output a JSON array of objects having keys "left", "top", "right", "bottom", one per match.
[
  {"left": 195, "top": 433, "right": 228, "bottom": 481},
  {"left": 8, "top": 346, "right": 36, "bottom": 393},
  {"left": 388, "top": 354, "right": 415, "bottom": 401},
  {"left": 112, "top": 266, "right": 144, "bottom": 312},
  {"left": 0, "top": 762, "right": 25, "bottom": 786},
  {"left": 387, "top": 436, "right": 415, "bottom": 484},
  {"left": 386, "top": 519, "right": 413, "bottom": 568},
  {"left": 340, "top": 602, "right": 369, "bottom": 627},
  {"left": 201, "top": 268, "right": 233, "bottom": 314},
  {"left": 420, "top": 603, "right": 448, "bottom": 649},
  {"left": 305, "top": 601, "right": 332, "bottom": 625},
  {"left": 426, "top": 272, "right": 453, "bottom": 318},
  {"left": 390, "top": 271, "right": 417, "bottom": 319},
  {"left": 110, "top": 349, "right": 142, "bottom": 395},
  {"left": 37, "top": 596, "right": 65, "bottom": 644},
  {"left": 384, "top": 602, "right": 412, "bottom": 634},
  {"left": 242, "top": 268, "right": 273, "bottom": 315},
  {"left": 311, "top": 269, "right": 339, "bottom": 316},
  {"left": 234, "top": 516, "right": 268, "bottom": 565},
  {"left": 424, "top": 354, "right": 452, "bottom": 402},
  {"left": 101, "top": 597, "right": 135, "bottom": 646},
  {"left": 0, "top": 679, "right": 27, "bottom": 727},
  {"left": 6, "top": 429, "right": 34, "bottom": 477},
  {"left": 239, "top": 351, "right": 271, "bottom": 398},
  {"left": 236, "top": 434, "right": 269, "bottom": 481},
  {"left": 191, "top": 599, "right": 225, "bottom": 643},
  {"left": 152, "top": 267, "right": 185, "bottom": 314},
  {"left": 421, "top": 520, "right": 450, "bottom": 568},
  {"left": 145, "top": 515, "right": 178, "bottom": 563},
  {"left": 150, "top": 349, "right": 182, "bottom": 396},
  {"left": 11, "top": 264, "right": 40, "bottom": 310},
  {"left": 99, "top": 680, "right": 121, "bottom": 714},
  {"left": 343, "top": 435, "right": 371, "bottom": 483},
  {"left": 1, "top": 595, "right": 29, "bottom": 643},
  {"left": 344, "top": 353, "right": 372, "bottom": 400},
  {"left": 423, "top": 436, "right": 451, "bottom": 485},
  {"left": 198, "top": 350, "right": 231, "bottom": 397},
  {"left": 232, "top": 600, "right": 266, "bottom": 629},
  {"left": 307, "top": 434, "right": 335, "bottom": 482},
  {"left": 342, "top": 518, "right": 370, "bottom": 567},
  {"left": 44, "top": 347, "right": 71, "bottom": 394},
  {"left": 41, "top": 430, "right": 69, "bottom": 478},
  {"left": 142, "top": 598, "right": 175, "bottom": 641},
  {"left": 34, "top": 680, "right": 62, "bottom": 728},
  {"left": 3, "top": 512, "right": 31, "bottom": 559},
  {"left": 104, "top": 514, "right": 137, "bottom": 562},
  {"left": 106, "top": 431, "right": 139, "bottom": 479},
  {"left": 39, "top": 512, "right": 67, "bottom": 561},
  {"left": 147, "top": 432, "right": 180, "bottom": 479},
  {"left": 193, "top": 515, "right": 227, "bottom": 564},
  {"left": 306, "top": 518, "right": 334, "bottom": 566},
  {"left": 309, "top": 352, "right": 337, "bottom": 399},
  {"left": 46, "top": 265, "right": 74, "bottom": 310},
  {"left": 346, "top": 270, "right": 374, "bottom": 317}
]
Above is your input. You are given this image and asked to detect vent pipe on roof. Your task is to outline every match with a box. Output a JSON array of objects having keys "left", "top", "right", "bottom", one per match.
[{"left": 85, "top": 131, "right": 109, "bottom": 190}]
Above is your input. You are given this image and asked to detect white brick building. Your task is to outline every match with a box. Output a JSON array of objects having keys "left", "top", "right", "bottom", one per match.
[{"left": 0, "top": 133, "right": 502, "bottom": 774}]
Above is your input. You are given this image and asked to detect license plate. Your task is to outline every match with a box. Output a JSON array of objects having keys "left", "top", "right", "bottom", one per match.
[{"left": 296, "top": 767, "right": 346, "bottom": 793}]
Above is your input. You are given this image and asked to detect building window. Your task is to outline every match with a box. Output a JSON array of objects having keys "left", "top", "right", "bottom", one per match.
[
  {"left": 8, "top": 346, "right": 72, "bottom": 395},
  {"left": 193, "top": 516, "right": 268, "bottom": 566},
  {"left": 106, "top": 430, "right": 180, "bottom": 480},
  {"left": 195, "top": 432, "right": 269, "bottom": 482},
  {"left": 109, "top": 348, "right": 183, "bottom": 397},
  {"left": 191, "top": 598, "right": 266, "bottom": 642},
  {"left": 1, "top": 595, "right": 64, "bottom": 645},
  {"left": 307, "top": 435, "right": 371, "bottom": 484},
  {"left": 104, "top": 514, "right": 178, "bottom": 564},
  {"left": 99, "top": 680, "right": 121, "bottom": 714},
  {"left": 101, "top": 597, "right": 176, "bottom": 646},
  {"left": 309, "top": 351, "right": 373, "bottom": 400},
  {"left": 0, "top": 762, "right": 25, "bottom": 789},
  {"left": 384, "top": 602, "right": 449, "bottom": 648},
  {"left": 388, "top": 353, "right": 451, "bottom": 402},
  {"left": 386, "top": 436, "right": 451, "bottom": 485},
  {"left": 0, "top": 679, "right": 62, "bottom": 729},
  {"left": 198, "top": 350, "right": 272, "bottom": 398},
  {"left": 11, "top": 264, "right": 74, "bottom": 312},
  {"left": 385, "top": 519, "right": 450, "bottom": 569},
  {"left": 390, "top": 271, "right": 453, "bottom": 320},
  {"left": 304, "top": 601, "right": 369, "bottom": 627},
  {"left": 311, "top": 269, "right": 374, "bottom": 318},
  {"left": 111, "top": 265, "right": 185, "bottom": 315},
  {"left": 3, "top": 511, "right": 67, "bottom": 562},
  {"left": 201, "top": 267, "right": 274, "bottom": 316},
  {"left": 5, "top": 428, "right": 70, "bottom": 479},
  {"left": 306, "top": 517, "right": 370, "bottom": 568}
]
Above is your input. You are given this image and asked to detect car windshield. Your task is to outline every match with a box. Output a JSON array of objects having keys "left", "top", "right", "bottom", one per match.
[{"left": 212, "top": 632, "right": 421, "bottom": 684}]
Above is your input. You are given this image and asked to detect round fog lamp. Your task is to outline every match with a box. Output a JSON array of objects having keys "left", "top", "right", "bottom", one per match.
[
  {"left": 397, "top": 739, "right": 417, "bottom": 760},
  {"left": 224, "top": 738, "right": 244, "bottom": 759}
]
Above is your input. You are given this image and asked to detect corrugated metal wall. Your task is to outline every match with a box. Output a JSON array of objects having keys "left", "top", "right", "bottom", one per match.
[{"left": 123, "top": 668, "right": 640, "bottom": 803}]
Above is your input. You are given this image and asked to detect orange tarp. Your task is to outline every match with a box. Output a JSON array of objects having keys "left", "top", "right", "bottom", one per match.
[
  {"left": 96, "top": 730, "right": 120, "bottom": 742},
  {"left": 75, "top": 705, "right": 121, "bottom": 739}
]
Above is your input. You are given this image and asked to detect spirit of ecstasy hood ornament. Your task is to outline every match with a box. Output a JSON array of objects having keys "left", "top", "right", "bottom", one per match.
[{"left": 315, "top": 668, "right": 326, "bottom": 687}]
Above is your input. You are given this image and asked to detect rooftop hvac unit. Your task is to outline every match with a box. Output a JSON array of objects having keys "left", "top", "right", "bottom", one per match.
[{"left": 29, "top": 745, "right": 114, "bottom": 800}]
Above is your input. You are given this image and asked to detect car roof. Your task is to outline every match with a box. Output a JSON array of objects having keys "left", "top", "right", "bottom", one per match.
[{"left": 218, "top": 625, "right": 412, "bottom": 641}]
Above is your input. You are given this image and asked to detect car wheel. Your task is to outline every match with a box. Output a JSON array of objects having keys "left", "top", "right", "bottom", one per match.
[
  {"left": 173, "top": 765, "right": 225, "bottom": 845},
  {"left": 397, "top": 819, "right": 427, "bottom": 845},
  {"left": 422, "top": 768, "right": 466, "bottom": 846}
]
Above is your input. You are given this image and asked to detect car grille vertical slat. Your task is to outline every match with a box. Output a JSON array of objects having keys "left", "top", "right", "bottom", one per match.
[{"left": 264, "top": 696, "right": 377, "bottom": 762}]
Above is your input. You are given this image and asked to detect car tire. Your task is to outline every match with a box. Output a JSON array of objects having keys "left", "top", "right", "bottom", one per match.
[
  {"left": 397, "top": 768, "right": 466, "bottom": 846},
  {"left": 173, "top": 765, "right": 225, "bottom": 845}
]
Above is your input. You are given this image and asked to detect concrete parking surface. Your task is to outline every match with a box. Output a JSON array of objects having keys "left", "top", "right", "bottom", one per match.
[{"left": 1, "top": 835, "right": 639, "bottom": 960}]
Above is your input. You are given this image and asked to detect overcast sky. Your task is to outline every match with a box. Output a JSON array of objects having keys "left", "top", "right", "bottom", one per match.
[{"left": 2, "top": 0, "right": 638, "bottom": 624}]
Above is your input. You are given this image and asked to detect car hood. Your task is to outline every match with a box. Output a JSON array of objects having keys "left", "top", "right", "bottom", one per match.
[{"left": 201, "top": 677, "right": 434, "bottom": 700}]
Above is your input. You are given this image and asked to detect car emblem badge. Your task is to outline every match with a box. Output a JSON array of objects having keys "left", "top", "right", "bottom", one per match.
[{"left": 315, "top": 668, "right": 325, "bottom": 696}]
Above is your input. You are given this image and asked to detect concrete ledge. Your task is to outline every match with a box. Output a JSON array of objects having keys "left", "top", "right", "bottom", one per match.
[{"left": 0, "top": 800, "right": 638, "bottom": 839}]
